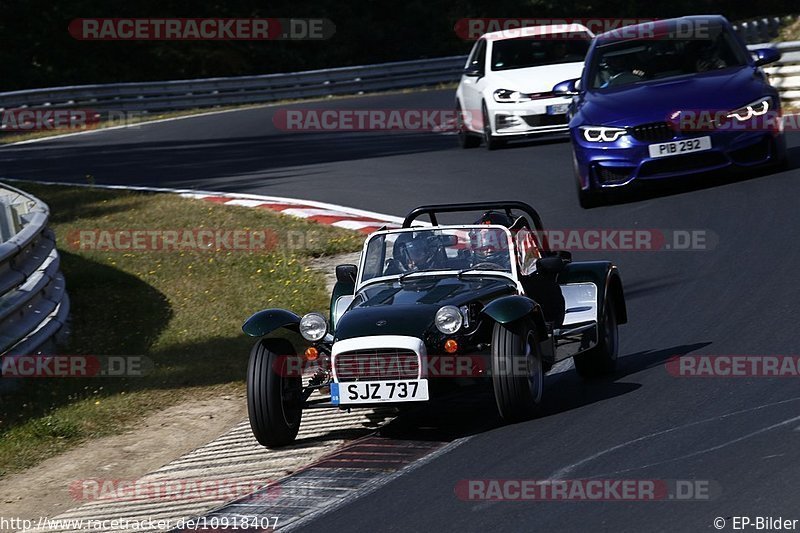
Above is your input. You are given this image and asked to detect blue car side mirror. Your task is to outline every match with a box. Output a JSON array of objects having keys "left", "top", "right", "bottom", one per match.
[
  {"left": 553, "top": 78, "right": 580, "bottom": 96},
  {"left": 753, "top": 47, "right": 781, "bottom": 67}
]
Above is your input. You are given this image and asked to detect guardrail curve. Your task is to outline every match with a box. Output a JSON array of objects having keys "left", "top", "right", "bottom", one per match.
[
  {"left": 0, "top": 183, "right": 69, "bottom": 357},
  {"left": 0, "top": 41, "right": 797, "bottom": 122}
]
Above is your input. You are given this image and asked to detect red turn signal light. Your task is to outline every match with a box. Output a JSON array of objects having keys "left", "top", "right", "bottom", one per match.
[{"left": 444, "top": 339, "right": 458, "bottom": 353}]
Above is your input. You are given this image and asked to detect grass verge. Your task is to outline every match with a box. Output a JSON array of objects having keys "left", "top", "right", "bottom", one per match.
[{"left": 0, "top": 182, "right": 362, "bottom": 478}]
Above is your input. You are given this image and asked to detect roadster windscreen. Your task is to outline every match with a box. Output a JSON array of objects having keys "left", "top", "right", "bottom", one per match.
[
  {"left": 360, "top": 228, "right": 513, "bottom": 282},
  {"left": 589, "top": 29, "right": 748, "bottom": 89}
]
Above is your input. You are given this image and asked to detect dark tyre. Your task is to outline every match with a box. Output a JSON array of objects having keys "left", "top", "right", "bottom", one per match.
[
  {"left": 456, "top": 102, "right": 481, "bottom": 149},
  {"left": 482, "top": 103, "right": 505, "bottom": 151},
  {"left": 574, "top": 297, "right": 619, "bottom": 378},
  {"left": 492, "top": 320, "right": 543, "bottom": 421},
  {"left": 247, "top": 338, "right": 303, "bottom": 447}
]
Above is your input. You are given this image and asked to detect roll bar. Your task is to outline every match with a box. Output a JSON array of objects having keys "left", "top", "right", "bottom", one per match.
[{"left": 402, "top": 201, "right": 545, "bottom": 233}]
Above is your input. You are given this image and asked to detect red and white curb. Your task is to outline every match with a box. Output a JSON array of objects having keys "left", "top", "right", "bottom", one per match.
[
  {"left": 179, "top": 192, "right": 404, "bottom": 234},
  {"left": 0, "top": 179, "right": 413, "bottom": 235}
]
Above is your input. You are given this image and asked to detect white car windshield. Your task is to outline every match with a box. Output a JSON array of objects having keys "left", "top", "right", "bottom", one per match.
[
  {"left": 491, "top": 34, "right": 591, "bottom": 71},
  {"left": 360, "top": 227, "right": 513, "bottom": 283}
]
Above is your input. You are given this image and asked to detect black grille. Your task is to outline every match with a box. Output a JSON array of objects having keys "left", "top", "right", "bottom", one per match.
[
  {"left": 639, "top": 152, "right": 728, "bottom": 177},
  {"left": 594, "top": 164, "right": 634, "bottom": 185},
  {"left": 335, "top": 348, "right": 419, "bottom": 382},
  {"left": 522, "top": 114, "right": 569, "bottom": 127},
  {"left": 631, "top": 122, "right": 676, "bottom": 143}
]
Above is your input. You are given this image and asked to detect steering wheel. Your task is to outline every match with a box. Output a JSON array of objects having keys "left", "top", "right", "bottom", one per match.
[{"left": 607, "top": 71, "right": 644, "bottom": 87}]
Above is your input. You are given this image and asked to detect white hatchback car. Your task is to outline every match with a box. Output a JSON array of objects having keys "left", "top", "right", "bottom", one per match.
[{"left": 456, "top": 24, "right": 593, "bottom": 149}]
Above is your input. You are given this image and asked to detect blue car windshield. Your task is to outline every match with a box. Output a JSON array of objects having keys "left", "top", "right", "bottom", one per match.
[{"left": 589, "top": 30, "right": 748, "bottom": 89}]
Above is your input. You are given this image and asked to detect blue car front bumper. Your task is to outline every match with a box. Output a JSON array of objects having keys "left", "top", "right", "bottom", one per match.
[{"left": 573, "top": 129, "right": 786, "bottom": 191}]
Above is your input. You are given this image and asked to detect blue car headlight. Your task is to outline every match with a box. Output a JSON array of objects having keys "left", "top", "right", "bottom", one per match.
[
  {"left": 580, "top": 126, "right": 627, "bottom": 142},
  {"left": 727, "top": 97, "right": 772, "bottom": 121},
  {"left": 493, "top": 88, "right": 535, "bottom": 104}
]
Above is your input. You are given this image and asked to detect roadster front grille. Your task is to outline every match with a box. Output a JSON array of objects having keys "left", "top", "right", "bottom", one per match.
[{"left": 335, "top": 348, "right": 419, "bottom": 382}]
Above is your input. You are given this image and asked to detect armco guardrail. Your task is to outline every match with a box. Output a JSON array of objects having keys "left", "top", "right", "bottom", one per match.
[
  {"left": 733, "top": 16, "right": 796, "bottom": 44},
  {"left": 0, "top": 183, "right": 69, "bottom": 357},
  {"left": 751, "top": 41, "right": 800, "bottom": 105},
  {"left": 0, "top": 56, "right": 467, "bottom": 115},
  {"left": 0, "top": 41, "right": 797, "bottom": 120}
]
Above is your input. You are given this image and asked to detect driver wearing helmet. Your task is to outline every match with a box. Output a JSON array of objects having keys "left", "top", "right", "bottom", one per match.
[
  {"left": 469, "top": 227, "right": 511, "bottom": 270},
  {"left": 385, "top": 232, "right": 444, "bottom": 274}
]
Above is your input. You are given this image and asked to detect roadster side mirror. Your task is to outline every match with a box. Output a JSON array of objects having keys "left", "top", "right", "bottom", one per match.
[
  {"left": 336, "top": 264, "right": 358, "bottom": 284},
  {"left": 536, "top": 256, "right": 568, "bottom": 275}
]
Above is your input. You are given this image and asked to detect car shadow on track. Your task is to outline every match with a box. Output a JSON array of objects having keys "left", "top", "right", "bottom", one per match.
[
  {"left": 538, "top": 342, "right": 711, "bottom": 420},
  {"left": 376, "top": 342, "right": 711, "bottom": 442},
  {"left": 490, "top": 134, "right": 570, "bottom": 151}
]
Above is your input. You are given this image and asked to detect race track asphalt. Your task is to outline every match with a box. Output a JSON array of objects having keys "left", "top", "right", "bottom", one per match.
[{"left": 3, "top": 89, "right": 800, "bottom": 532}]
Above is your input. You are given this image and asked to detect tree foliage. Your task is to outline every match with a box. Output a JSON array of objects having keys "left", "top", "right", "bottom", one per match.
[{"left": 0, "top": 0, "right": 795, "bottom": 90}]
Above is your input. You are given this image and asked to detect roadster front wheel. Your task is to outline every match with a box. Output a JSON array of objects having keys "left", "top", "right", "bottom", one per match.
[
  {"left": 491, "top": 320, "right": 543, "bottom": 422},
  {"left": 247, "top": 338, "right": 303, "bottom": 447},
  {"left": 573, "top": 296, "right": 619, "bottom": 378}
]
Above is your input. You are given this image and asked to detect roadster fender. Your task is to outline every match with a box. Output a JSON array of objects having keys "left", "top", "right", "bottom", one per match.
[
  {"left": 242, "top": 309, "right": 301, "bottom": 337},
  {"left": 481, "top": 295, "right": 548, "bottom": 339},
  {"left": 559, "top": 261, "right": 627, "bottom": 324}
]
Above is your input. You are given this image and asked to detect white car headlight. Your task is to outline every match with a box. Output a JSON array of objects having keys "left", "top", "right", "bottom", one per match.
[
  {"left": 493, "top": 88, "right": 534, "bottom": 104},
  {"left": 435, "top": 305, "right": 463, "bottom": 334},
  {"left": 299, "top": 312, "right": 327, "bottom": 342},
  {"left": 580, "top": 126, "right": 627, "bottom": 142},
  {"left": 727, "top": 97, "right": 771, "bottom": 121}
]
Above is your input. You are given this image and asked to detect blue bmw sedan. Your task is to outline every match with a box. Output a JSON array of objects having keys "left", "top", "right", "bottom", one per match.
[{"left": 554, "top": 16, "right": 786, "bottom": 208}]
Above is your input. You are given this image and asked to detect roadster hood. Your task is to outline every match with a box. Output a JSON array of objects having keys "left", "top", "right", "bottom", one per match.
[{"left": 334, "top": 276, "right": 516, "bottom": 341}]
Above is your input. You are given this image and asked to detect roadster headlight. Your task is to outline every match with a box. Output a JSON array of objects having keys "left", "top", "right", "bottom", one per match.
[
  {"left": 493, "top": 88, "right": 534, "bottom": 103},
  {"left": 580, "top": 126, "right": 627, "bottom": 142},
  {"left": 727, "top": 97, "right": 771, "bottom": 121},
  {"left": 435, "top": 305, "right": 463, "bottom": 334},
  {"left": 299, "top": 312, "right": 327, "bottom": 342}
]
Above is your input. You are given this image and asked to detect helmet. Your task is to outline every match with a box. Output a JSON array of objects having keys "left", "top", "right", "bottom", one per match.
[
  {"left": 469, "top": 227, "right": 510, "bottom": 268},
  {"left": 393, "top": 232, "right": 437, "bottom": 270},
  {"left": 474, "top": 210, "right": 514, "bottom": 227}
]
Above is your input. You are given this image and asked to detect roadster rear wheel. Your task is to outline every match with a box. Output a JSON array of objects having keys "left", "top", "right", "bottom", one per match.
[
  {"left": 491, "top": 320, "right": 543, "bottom": 421},
  {"left": 247, "top": 338, "right": 303, "bottom": 447},
  {"left": 573, "top": 297, "right": 619, "bottom": 378}
]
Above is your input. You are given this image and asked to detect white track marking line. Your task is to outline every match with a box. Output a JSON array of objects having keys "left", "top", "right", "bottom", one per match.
[
  {"left": 1, "top": 105, "right": 273, "bottom": 147},
  {"left": 549, "top": 396, "right": 800, "bottom": 480}
]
